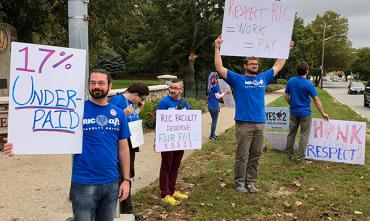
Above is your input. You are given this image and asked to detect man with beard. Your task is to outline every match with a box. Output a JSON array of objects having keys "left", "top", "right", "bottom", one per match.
[
  {"left": 3, "top": 69, "right": 131, "bottom": 221},
  {"left": 214, "top": 36, "right": 293, "bottom": 193},
  {"left": 156, "top": 79, "right": 190, "bottom": 206}
]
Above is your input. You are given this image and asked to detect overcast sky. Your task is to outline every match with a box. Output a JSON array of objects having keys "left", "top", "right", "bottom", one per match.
[{"left": 293, "top": 0, "right": 370, "bottom": 48}]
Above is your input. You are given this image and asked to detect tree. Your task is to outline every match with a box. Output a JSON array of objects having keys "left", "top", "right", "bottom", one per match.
[
  {"left": 306, "top": 11, "right": 352, "bottom": 85},
  {"left": 351, "top": 48, "right": 370, "bottom": 80}
]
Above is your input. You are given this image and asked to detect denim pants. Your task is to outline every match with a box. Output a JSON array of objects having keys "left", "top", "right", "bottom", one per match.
[
  {"left": 159, "top": 150, "right": 184, "bottom": 198},
  {"left": 234, "top": 122, "right": 265, "bottom": 187},
  {"left": 208, "top": 106, "right": 220, "bottom": 137},
  {"left": 286, "top": 115, "right": 312, "bottom": 157},
  {"left": 69, "top": 181, "right": 119, "bottom": 221}
]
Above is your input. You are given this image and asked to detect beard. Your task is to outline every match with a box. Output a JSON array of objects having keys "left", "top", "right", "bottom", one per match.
[
  {"left": 246, "top": 67, "right": 258, "bottom": 75},
  {"left": 89, "top": 88, "right": 109, "bottom": 99}
]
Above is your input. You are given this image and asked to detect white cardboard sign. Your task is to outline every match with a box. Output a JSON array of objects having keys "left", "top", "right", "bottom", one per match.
[
  {"left": 155, "top": 110, "right": 202, "bottom": 152},
  {"left": 128, "top": 120, "right": 144, "bottom": 148},
  {"left": 221, "top": 0, "right": 296, "bottom": 59},
  {"left": 8, "top": 42, "right": 86, "bottom": 154},
  {"left": 306, "top": 119, "right": 366, "bottom": 165},
  {"left": 218, "top": 79, "right": 235, "bottom": 108}
]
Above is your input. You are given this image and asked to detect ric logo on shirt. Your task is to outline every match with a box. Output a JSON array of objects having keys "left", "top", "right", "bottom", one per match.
[{"left": 83, "top": 115, "right": 120, "bottom": 127}]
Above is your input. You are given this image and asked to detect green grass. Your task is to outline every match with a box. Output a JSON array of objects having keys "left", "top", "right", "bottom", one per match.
[
  {"left": 132, "top": 88, "right": 370, "bottom": 221},
  {"left": 111, "top": 79, "right": 159, "bottom": 89}
]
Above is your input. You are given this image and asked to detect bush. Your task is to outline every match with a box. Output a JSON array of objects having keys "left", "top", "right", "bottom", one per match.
[
  {"left": 276, "top": 78, "right": 288, "bottom": 84},
  {"left": 138, "top": 97, "right": 207, "bottom": 129},
  {"left": 266, "top": 83, "right": 285, "bottom": 93}
]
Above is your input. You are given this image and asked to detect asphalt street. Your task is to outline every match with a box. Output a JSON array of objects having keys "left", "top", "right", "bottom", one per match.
[{"left": 323, "top": 80, "right": 370, "bottom": 120}]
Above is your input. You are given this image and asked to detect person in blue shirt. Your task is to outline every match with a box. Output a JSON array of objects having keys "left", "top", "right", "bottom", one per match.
[
  {"left": 109, "top": 82, "right": 149, "bottom": 214},
  {"left": 4, "top": 69, "right": 132, "bottom": 221},
  {"left": 284, "top": 62, "right": 329, "bottom": 161},
  {"left": 207, "top": 72, "right": 230, "bottom": 140},
  {"left": 156, "top": 79, "right": 190, "bottom": 206},
  {"left": 214, "top": 36, "right": 293, "bottom": 193}
]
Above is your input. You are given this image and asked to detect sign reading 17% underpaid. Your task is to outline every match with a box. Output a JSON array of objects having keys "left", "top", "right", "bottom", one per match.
[{"left": 8, "top": 42, "right": 86, "bottom": 154}]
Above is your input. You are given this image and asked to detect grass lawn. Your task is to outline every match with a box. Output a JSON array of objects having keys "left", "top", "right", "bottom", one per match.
[
  {"left": 132, "top": 88, "right": 370, "bottom": 221},
  {"left": 111, "top": 79, "right": 159, "bottom": 89}
]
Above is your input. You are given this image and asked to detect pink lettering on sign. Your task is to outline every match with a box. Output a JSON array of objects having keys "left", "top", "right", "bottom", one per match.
[
  {"left": 336, "top": 125, "right": 348, "bottom": 143},
  {"left": 313, "top": 121, "right": 363, "bottom": 145},
  {"left": 228, "top": 0, "right": 267, "bottom": 20},
  {"left": 271, "top": 3, "right": 291, "bottom": 22},
  {"left": 314, "top": 121, "right": 323, "bottom": 138},
  {"left": 350, "top": 125, "right": 362, "bottom": 145}
]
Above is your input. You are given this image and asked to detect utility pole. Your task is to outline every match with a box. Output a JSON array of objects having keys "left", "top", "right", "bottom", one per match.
[{"left": 68, "top": 0, "right": 89, "bottom": 94}]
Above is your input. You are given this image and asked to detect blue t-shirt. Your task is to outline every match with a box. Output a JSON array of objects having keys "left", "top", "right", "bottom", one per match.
[
  {"left": 72, "top": 100, "right": 131, "bottom": 184},
  {"left": 109, "top": 94, "right": 140, "bottom": 122},
  {"left": 224, "top": 68, "right": 274, "bottom": 123},
  {"left": 285, "top": 76, "right": 318, "bottom": 117},
  {"left": 157, "top": 96, "right": 191, "bottom": 110},
  {"left": 208, "top": 84, "right": 221, "bottom": 108}
]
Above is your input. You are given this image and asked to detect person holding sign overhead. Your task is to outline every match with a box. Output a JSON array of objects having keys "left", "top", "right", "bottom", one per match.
[
  {"left": 214, "top": 36, "right": 293, "bottom": 193},
  {"left": 4, "top": 69, "right": 131, "bottom": 221},
  {"left": 109, "top": 82, "right": 149, "bottom": 214},
  {"left": 156, "top": 79, "right": 190, "bottom": 206},
  {"left": 284, "top": 62, "right": 329, "bottom": 162}
]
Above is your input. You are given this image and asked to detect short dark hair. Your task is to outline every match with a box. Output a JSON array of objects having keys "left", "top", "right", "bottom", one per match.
[
  {"left": 296, "top": 62, "right": 309, "bottom": 76},
  {"left": 89, "top": 69, "right": 112, "bottom": 84},
  {"left": 126, "top": 82, "right": 150, "bottom": 97},
  {"left": 171, "top": 79, "right": 184, "bottom": 87},
  {"left": 244, "top": 57, "right": 259, "bottom": 65}
]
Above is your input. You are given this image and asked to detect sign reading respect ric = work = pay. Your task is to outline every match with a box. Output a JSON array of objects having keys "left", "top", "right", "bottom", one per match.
[
  {"left": 221, "top": 0, "right": 296, "bottom": 59},
  {"left": 155, "top": 110, "right": 202, "bottom": 152}
]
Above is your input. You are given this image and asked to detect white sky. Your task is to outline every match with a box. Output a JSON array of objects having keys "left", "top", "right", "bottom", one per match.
[{"left": 293, "top": 0, "right": 370, "bottom": 48}]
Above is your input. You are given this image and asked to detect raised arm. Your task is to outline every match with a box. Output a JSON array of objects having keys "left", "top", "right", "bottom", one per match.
[
  {"left": 272, "top": 41, "right": 294, "bottom": 77},
  {"left": 214, "top": 36, "right": 227, "bottom": 79},
  {"left": 313, "top": 96, "right": 329, "bottom": 120}
]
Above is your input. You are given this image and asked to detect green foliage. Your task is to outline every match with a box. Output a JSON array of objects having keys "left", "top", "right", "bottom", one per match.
[
  {"left": 351, "top": 47, "right": 370, "bottom": 80},
  {"left": 137, "top": 97, "right": 207, "bottom": 129},
  {"left": 276, "top": 79, "right": 288, "bottom": 85},
  {"left": 266, "top": 84, "right": 285, "bottom": 93},
  {"left": 139, "top": 99, "right": 159, "bottom": 129}
]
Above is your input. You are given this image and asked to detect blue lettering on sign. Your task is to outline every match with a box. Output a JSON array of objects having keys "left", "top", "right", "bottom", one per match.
[
  {"left": 306, "top": 144, "right": 357, "bottom": 161},
  {"left": 12, "top": 75, "right": 82, "bottom": 134}
]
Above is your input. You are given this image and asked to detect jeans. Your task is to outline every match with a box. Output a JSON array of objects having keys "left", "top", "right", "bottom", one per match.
[
  {"left": 234, "top": 122, "right": 265, "bottom": 187},
  {"left": 286, "top": 115, "right": 312, "bottom": 157},
  {"left": 208, "top": 106, "right": 220, "bottom": 137},
  {"left": 69, "top": 181, "right": 119, "bottom": 221},
  {"left": 159, "top": 150, "right": 184, "bottom": 198}
]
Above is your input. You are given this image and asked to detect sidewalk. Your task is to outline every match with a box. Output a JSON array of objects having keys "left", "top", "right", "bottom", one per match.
[{"left": 0, "top": 90, "right": 284, "bottom": 221}]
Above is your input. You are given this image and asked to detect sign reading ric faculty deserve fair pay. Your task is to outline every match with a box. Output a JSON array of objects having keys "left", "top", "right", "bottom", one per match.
[
  {"left": 8, "top": 42, "right": 86, "bottom": 154},
  {"left": 221, "top": 0, "right": 296, "bottom": 59},
  {"left": 155, "top": 110, "right": 202, "bottom": 152}
]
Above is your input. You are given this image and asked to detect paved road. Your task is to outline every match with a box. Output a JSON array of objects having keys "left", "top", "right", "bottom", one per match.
[{"left": 323, "top": 81, "right": 370, "bottom": 120}]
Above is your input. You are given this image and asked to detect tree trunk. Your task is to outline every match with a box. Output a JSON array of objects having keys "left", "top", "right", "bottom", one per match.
[{"left": 186, "top": 52, "right": 198, "bottom": 82}]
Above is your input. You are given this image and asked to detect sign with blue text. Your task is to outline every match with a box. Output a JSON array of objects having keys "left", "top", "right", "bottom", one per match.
[
  {"left": 265, "top": 107, "right": 289, "bottom": 130},
  {"left": 221, "top": 0, "right": 296, "bottom": 58},
  {"left": 305, "top": 119, "right": 366, "bottom": 165},
  {"left": 8, "top": 42, "right": 86, "bottom": 154},
  {"left": 155, "top": 110, "right": 201, "bottom": 152}
]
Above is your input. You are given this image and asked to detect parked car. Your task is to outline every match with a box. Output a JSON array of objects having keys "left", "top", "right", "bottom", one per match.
[
  {"left": 364, "top": 81, "right": 370, "bottom": 107},
  {"left": 348, "top": 81, "right": 365, "bottom": 94}
]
